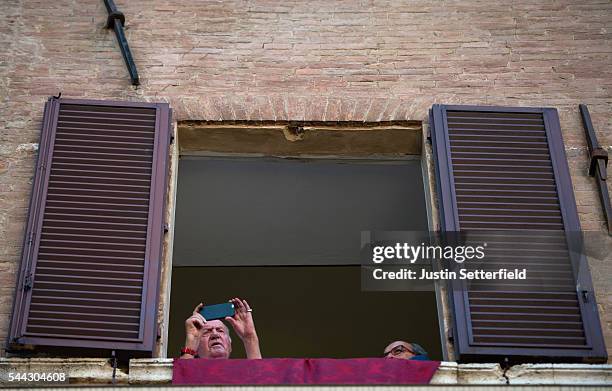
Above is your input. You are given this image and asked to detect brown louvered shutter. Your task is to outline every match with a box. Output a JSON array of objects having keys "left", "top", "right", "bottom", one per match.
[
  {"left": 8, "top": 97, "right": 171, "bottom": 355},
  {"left": 430, "top": 104, "right": 607, "bottom": 363}
]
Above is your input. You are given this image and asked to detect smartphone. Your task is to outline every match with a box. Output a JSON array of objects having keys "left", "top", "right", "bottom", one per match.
[{"left": 199, "top": 302, "right": 235, "bottom": 321}]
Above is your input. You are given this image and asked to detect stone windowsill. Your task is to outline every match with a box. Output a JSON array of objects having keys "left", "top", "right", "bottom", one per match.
[{"left": 0, "top": 358, "right": 610, "bottom": 386}]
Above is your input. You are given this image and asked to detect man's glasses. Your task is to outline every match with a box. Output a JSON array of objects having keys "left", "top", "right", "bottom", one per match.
[{"left": 383, "top": 345, "right": 415, "bottom": 357}]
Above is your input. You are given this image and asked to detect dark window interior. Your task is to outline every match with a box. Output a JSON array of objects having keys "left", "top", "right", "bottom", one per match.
[
  {"left": 169, "top": 266, "right": 441, "bottom": 359},
  {"left": 169, "top": 156, "right": 441, "bottom": 359}
]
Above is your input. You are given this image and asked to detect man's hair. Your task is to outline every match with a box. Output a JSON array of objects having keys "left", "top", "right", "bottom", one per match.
[{"left": 409, "top": 342, "right": 427, "bottom": 356}]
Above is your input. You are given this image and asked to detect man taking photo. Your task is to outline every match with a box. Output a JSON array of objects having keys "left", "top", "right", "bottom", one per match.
[{"left": 180, "top": 297, "right": 262, "bottom": 359}]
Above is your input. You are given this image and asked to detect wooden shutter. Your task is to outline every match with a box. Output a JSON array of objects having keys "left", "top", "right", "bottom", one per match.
[
  {"left": 430, "top": 104, "right": 607, "bottom": 363},
  {"left": 8, "top": 97, "right": 171, "bottom": 355}
]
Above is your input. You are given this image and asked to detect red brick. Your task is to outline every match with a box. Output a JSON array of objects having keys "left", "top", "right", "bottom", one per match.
[{"left": 2, "top": 0, "right": 612, "bottom": 361}]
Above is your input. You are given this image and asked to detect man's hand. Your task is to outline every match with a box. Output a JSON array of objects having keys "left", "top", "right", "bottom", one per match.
[
  {"left": 225, "top": 298, "right": 256, "bottom": 340},
  {"left": 225, "top": 298, "right": 262, "bottom": 359},
  {"left": 183, "top": 302, "right": 207, "bottom": 356}
]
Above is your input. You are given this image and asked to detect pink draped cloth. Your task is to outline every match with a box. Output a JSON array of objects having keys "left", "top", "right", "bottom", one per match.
[{"left": 173, "top": 358, "right": 440, "bottom": 385}]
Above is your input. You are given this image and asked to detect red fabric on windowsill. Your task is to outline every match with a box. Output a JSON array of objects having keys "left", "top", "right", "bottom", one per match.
[{"left": 172, "top": 358, "right": 440, "bottom": 385}]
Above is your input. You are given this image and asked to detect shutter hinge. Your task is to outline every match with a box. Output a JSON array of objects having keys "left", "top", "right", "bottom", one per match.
[
  {"left": 23, "top": 273, "right": 33, "bottom": 291},
  {"left": 588, "top": 148, "right": 608, "bottom": 179},
  {"left": 110, "top": 350, "right": 118, "bottom": 385},
  {"left": 169, "top": 129, "right": 175, "bottom": 144},
  {"left": 27, "top": 231, "right": 34, "bottom": 246},
  {"left": 501, "top": 357, "right": 510, "bottom": 370},
  {"left": 157, "top": 322, "right": 163, "bottom": 340},
  {"left": 581, "top": 290, "right": 590, "bottom": 303},
  {"left": 447, "top": 327, "right": 454, "bottom": 343},
  {"left": 163, "top": 223, "right": 169, "bottom": 233}
]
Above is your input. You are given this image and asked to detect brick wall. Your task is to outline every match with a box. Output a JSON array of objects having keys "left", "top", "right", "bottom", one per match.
[{"left": 0, "top": 0, "right": 611, "bottom": 359}]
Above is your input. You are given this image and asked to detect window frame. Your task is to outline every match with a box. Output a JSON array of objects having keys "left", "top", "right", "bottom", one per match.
[{"left": 158, "top": 120, "right": 448, "bottom": 359}]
